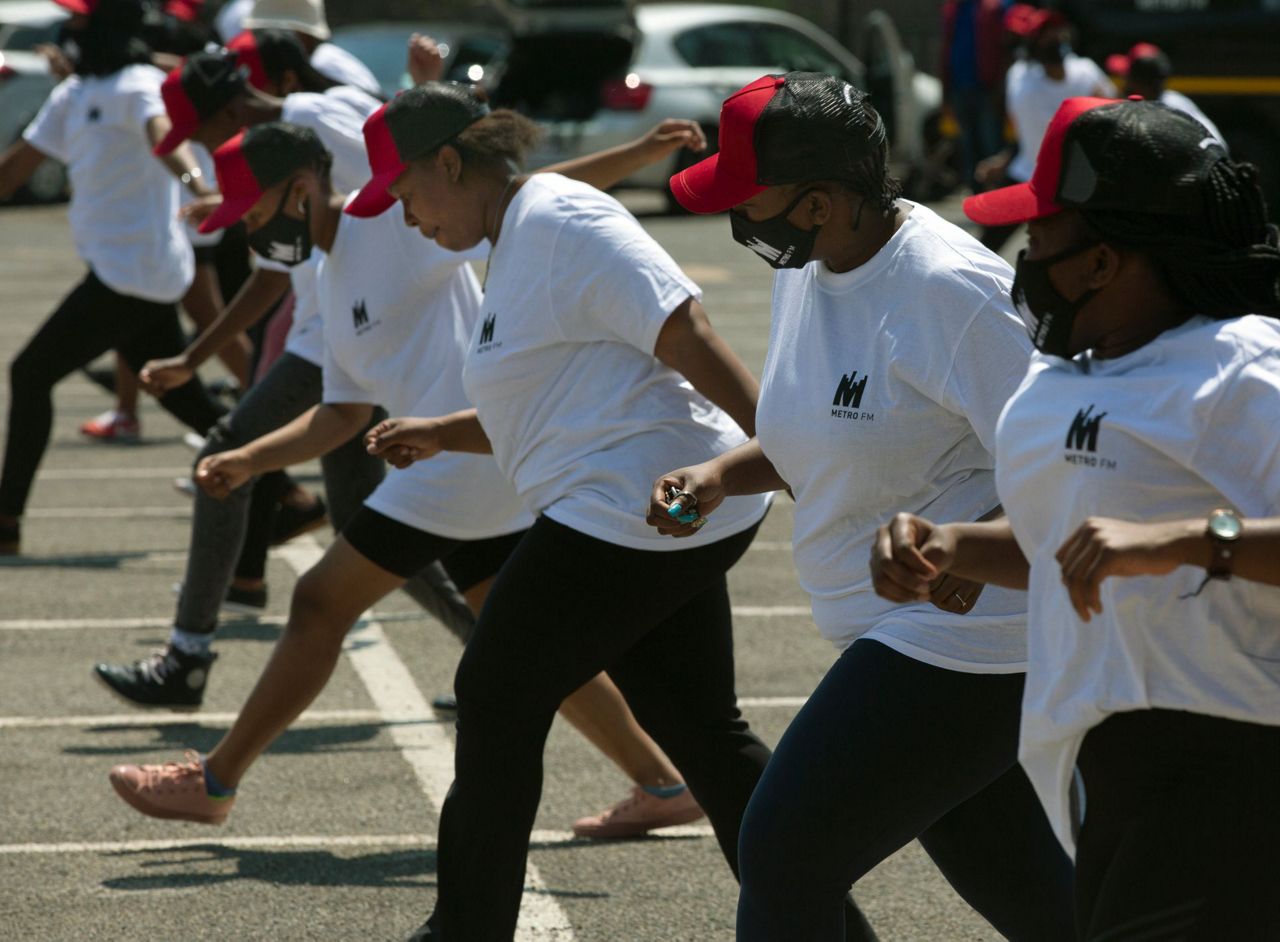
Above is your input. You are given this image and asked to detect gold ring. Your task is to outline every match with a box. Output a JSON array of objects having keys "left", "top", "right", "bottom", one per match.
[{"left": 690, "top": 517, "right": 708, "bottom": 530}]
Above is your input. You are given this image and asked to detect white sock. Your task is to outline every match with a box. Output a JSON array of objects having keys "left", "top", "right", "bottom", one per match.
[{"left": 169, "top": 628, "right": 212, "bottom": 656}]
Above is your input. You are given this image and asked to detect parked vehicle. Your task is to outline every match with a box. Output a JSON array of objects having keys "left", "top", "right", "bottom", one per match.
[
  {"left": 0, "top": 0, "right": 67, "bottom": 204},
  {"left": 329, "top": 19, "right": 507, "bottom": 99},
  {"left": 482, "top": 2, "right": 943, "bottom": 209}
]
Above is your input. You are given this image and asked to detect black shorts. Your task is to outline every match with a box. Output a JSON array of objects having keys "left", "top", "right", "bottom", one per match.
[{"left": 342, "top": 506, "right": 526, "bottom": 590}]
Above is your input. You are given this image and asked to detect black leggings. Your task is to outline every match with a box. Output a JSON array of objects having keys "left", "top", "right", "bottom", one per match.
[
  {"left": 738, "top": 638, "right": 1074, "bottom": 942},
  {"left": 424, "top": 515, "right": 783, "bottom": 940},
  {"left": 0, "top": 270, "right": 225, "bottom": 517},
  {"left": 1075, "top": 709, "right": 1280, "bottom": 942}
]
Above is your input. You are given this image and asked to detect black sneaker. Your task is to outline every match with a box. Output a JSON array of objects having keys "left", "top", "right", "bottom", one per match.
[
  {"left": 0, "top": 519, "right": 18, "bottom": 556},
  {"left": 270, "top": 496, "right": 328, "bottom": 546},
  {"left": 93, "top": 645, "right": 217, "bottom": 709}
]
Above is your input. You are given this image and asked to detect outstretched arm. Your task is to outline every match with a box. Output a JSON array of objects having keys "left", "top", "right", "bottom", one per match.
[
  {"left": 0, "top": 140, "right": 50, "bottom": 201},
  {"left": 539, "top": 119, "right": 707, "bottom": 191}
]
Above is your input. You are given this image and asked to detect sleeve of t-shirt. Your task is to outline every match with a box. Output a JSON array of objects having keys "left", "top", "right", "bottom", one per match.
[
  {"left": 941, "top": 293, "right": 1036, "bottom": 455},
  {"left": 322, "top": 341, "right": 378, "bottom": 406},
  {"left": 1081, "top": 58, "right": 1116, "bottom": 97},
  {"left": 121, "top": 66, "right": 168, "bottom": 129},
  {"left": 22, "top": 79, "right": 73, "bottom": 163},
  {"left": 548, "top": 206, "right": 701, "bottom": 354},
  {"left": 1189, "top": 350, "right": 1280, "bottom": 513}
]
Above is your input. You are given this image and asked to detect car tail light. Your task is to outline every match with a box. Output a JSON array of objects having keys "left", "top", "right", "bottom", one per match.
[
  {"left": 600, "top": 74, "right": 652, "bottom": 111},
  {"left": 0, "top": 52, "right": 14, "bottom": 79}
]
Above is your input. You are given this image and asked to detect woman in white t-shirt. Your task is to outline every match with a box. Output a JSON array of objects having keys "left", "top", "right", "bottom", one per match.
[
  {"left": 976, "top": 6, "right": 1113, "bottom": 252},
  {"left": 880, "top": 96, "right": 1280, "bottom": 940},
  {"left": 352, "top": 83, "right": 775, "bottom": 941},
  {"left": 659, "top": 73, "right": 1073, "bottom": 941},
  {"left": 106, "top": 117, "right": 729, "bottom": 841},
  {"left": 0, "top": 0, "right": 227, "bottom": 555}
]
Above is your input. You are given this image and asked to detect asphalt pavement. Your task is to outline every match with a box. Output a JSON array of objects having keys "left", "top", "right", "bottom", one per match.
[{"left": 0, "top": 193, "right": 1009, "bottom": 941}]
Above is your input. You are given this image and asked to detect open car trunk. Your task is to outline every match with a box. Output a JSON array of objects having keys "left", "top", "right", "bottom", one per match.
[
  {"left": 490, "top": 30, "right": 635, "bottom": 121},
  {"left": 485, "top": 0, "right": 636, "bottom": 122}
]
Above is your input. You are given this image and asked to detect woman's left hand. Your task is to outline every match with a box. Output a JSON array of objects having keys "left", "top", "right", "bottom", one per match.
[{"left": 1055, "top": 516, "right": 1202, "bottom": 621}]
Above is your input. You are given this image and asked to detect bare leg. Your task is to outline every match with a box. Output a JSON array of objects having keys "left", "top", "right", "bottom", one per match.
[
  {"left": 205, "top": 537, "right": 404, "bottom": 787},
  {"left": 559, "top": 673, "right": 684, "bottom": 787}
]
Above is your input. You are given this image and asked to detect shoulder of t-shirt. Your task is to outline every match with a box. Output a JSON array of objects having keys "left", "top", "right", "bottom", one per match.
[
  {"left": 322, "top": 84, "right": 381, "bottom": 116},
  {"left": 110, "top": 63, "right": 166, "bottom": 94},
  {"left": 280, "top": 92, "right": 326, "bottom": 125},
  {"left": 1204, "top": 315, "right": 1280, "bottom": 377},
  {"left": 894, "top": 206, "right": 1014, "bottom": 307}
]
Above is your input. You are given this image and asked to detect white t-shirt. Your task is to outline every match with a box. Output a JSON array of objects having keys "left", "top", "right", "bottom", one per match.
[
  {"left": 310, "top": 43, "right": 382, "bottom": 97},
  {"left": 1160, "top": 89, "right": 1225, "bottom": 146},
  {"left": 320, "top": 201, "right": 530, "bottom": 539},
  {"left": 755, "top": 202, "right": 1032, "bottom": 665},
  {"left": 461, "top": 173, "right": 772, "bottom": 550},
  {"left": 1006, "top": 55, "right": 1115, "bottom": 182},
  {"left": 259, "top": 86, "right": 380, "bottom": 364},
  {"left": 24, "top": 65, "right": 194, "bottom": 302},
  {"left": 995, "top": 315, "right": 1280, "bottom": 854}
]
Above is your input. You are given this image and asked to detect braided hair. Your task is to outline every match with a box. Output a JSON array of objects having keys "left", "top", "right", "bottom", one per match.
[
  {"left": 1081, "top": 159, "right": 1280, "bottom": 319},
  {"left": 836, "top": 98, "right": 903, "bottom": 216}
]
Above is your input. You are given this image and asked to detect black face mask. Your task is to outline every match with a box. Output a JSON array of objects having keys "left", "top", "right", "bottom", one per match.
[
  {"left": 730, "top": 188, "right": 821, "bottom": 270},
  {"left": 1032, "top": 40, "right": 1069, "bottom": 67},
  {"left": 1011, "top": 241, "right": 1100, "bottom": 358},
  {"left": 247, "top": 183, "right": 311, "bottom": 266}
]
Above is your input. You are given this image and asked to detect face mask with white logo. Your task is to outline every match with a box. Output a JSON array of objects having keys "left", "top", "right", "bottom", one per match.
[
  {"left": 730, "top": 188, "right": 821, "bottom": 270},
  {"left": 1010, "top": 241, "right": 1100, "bottom": 358},
  {"left": 247, "top": 182, "right": 312, "bottom": 267}
]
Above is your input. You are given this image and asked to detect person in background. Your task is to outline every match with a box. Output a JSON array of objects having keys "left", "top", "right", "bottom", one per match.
[
  {"left": 0, "top": 0, "right": 226, "bottom": 555},
  {"left": 241, "top": 0, "right": 380, "bottom": 97},
  {"left": 1106, "top": 42, "right": 1225, "bottom": 145},
  {"left": 940, "top": 0, "right": 1011, "bottom": 193},
  {"left": 977, "top": 4, "right": 1113, "bottom": 252},
  {"left": 882, "top": 94, "right": 1280, "bottom": 941}
]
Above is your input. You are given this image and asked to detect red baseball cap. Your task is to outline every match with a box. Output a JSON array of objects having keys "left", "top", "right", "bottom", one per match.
[
  {"left": 51, "top": 0, "right": 96, "bottom": 14},
  {"left": 225, "top": 31, "right": 272, "bottom": 91},
  {"left": 164, "top": 0, "right": 202, "bottom": 22},
  {"left": 964, "top": 96, "right": 1226, "bottom": 227},
  {"left": 153, "top": 50, "right": 246, "bottom": 155},
  {"left": 963, "top": 97, "right": 1112, "bottom": 226},
  {"left": 346, "top": 83, "right": 491, "bottom": 218},
  {"left": 670, "top": 72, "right": 886, "bottom": 215},
  {"left": 1105, "top": 43, "right": 1170, "bottom": 79},
  {"left": 1004, "top": 3, "right": 1067, "bottom": 38},
  {"left": 199, "top": 122, "right": 327, "bottom": 233}
]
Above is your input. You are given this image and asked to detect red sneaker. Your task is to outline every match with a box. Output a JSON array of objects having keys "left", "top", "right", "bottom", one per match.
[{"left": 79, "top": 410, "right": 140, "bottom": 442}]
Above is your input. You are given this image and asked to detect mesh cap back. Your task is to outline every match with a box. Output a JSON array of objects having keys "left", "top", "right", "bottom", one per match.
[{"left": 754, "top": 72, "right": 887, "bottom": 185}]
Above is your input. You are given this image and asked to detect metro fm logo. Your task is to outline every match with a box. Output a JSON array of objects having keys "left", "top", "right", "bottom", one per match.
[
  {"left": 1064, "top": 405, "right": 1115, "bottom": 468},
  {"left": 831, "top": 370, "right": 874, "bottom": 421}
]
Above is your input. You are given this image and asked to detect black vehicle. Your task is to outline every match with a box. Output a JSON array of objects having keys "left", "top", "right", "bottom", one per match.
[{"left": 1062, "top": 0, "right": 1280, "bottom": 215}]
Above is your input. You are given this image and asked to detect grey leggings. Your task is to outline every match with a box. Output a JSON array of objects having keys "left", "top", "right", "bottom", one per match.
[{"left": 175, "top": 351, "right": 472, "bottom": 638}]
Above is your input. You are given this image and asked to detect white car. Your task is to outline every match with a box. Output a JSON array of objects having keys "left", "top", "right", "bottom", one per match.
[
  {"left": 0, "top": 0, "right": 68, "bottom": 203},
  {"left": 483, "top": 2, "right": 942, "bottom": 208}
]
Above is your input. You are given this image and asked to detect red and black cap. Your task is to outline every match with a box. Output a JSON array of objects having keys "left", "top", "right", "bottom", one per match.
[
  {"left": 51, "top": 0, "right": 97, "bottom": 14},
  {"left": 1003, "top": 3, "right": 1067, "bottom": 39},
  {"left": 198, "top": 122, "right": 328, "bottom": 233},
  {"left": 669, "top": 72, "right": 886, "bottom": 215},
  {"left": 346, "top": 82, "right": 491, "bottom": 218},
  {"left": 1105, "top": 42, "right": 1171, "bottom": 82},
  {"left": 154, "top": 49, "right": 247, "bottom": 155},
  {"left": 225, "top": 29, "right": 310, "bottom": 92},
  {"left": 964, "top": 96, "right": 1228, "bottom": 227}
]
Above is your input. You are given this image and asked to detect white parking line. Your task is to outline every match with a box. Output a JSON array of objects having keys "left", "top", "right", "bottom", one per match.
[
  {"left": 0, "top": 612, "right": 426, "bottom": 631},
  {"left": 27, "top": 506, "right": 191, "bottom": 518},
  {"left": 0, "top": 825, "right": 718, "bottom": 857},
  {"left": 0, "top": 698, "right": 807, "bottom": 730},
  {"left": 276, "top": 538, "right": 576, "bottom": 940}
]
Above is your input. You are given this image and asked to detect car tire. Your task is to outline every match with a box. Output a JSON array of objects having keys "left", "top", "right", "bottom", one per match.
[
  {"left": 665, "top": 123, "right": 718, "bottom": 216},
  {"left": 22, "top": 158, "right": 69, "bottom": 204}
]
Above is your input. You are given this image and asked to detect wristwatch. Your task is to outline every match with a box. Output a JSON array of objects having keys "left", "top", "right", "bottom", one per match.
[{"left": 1205, "top": 508, "right": 1243, "bottom": 580}]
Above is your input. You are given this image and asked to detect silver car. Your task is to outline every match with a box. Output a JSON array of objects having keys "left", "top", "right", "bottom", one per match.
[
  {"left": 0, "top": 0, "right": 68, "bottom": 203},
  {"left": 484, "top": 2, "right": 942, "bottom": 209}
]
